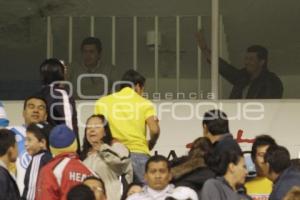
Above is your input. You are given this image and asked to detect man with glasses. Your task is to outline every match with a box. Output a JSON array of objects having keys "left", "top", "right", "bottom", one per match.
[{"left": 245, "top": 135, "right": 277, "bottom": 199}]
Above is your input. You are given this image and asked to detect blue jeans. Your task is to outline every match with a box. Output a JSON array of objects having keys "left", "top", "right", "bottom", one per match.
[{"left": 130, "top": 153, "right": 149, "bottom": 183}]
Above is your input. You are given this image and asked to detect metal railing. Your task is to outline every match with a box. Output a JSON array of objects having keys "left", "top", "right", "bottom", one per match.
[{"left": 46, "top": 14, "right": 228, "bottom": 99}]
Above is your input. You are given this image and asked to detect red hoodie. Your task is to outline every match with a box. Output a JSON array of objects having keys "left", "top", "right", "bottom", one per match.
[{"left": 35, "top": 152, "right": 93, "bottom": 200}]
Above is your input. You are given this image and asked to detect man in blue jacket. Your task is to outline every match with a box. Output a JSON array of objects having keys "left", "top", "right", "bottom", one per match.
[{"left": 265, "top": 145, "right": 300, "bottom": 200}]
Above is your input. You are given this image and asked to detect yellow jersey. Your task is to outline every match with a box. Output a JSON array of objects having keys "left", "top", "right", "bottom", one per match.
[
  {"left": 245, "top": 177, "right": 272, "bottom": 200},
  {"left": 94, "top": 87, "right": 156, "bottom": 155}
]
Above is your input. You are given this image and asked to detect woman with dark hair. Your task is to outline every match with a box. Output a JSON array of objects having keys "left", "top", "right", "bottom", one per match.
[
  {"left": 36, "top": 58, "right": 80, "bottom": 153},
  {"left": 201, "top": 150, "right": 249, "bottom": 200},
  {"left": 80, "top": 114, "right": 113, "bottom": 160},
  {"left": 81, "top": 114, "right": 133, "bottom": 200}
]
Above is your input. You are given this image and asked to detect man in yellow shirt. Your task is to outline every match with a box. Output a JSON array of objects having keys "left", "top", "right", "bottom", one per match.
[
  {"left": 94, "top": 69, "right": 160, "bottom": 183},
  {"left": 245, "top": 135, "right": 277, "bottom": 199}
]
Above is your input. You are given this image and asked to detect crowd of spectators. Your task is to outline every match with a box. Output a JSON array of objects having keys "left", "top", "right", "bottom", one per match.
[{"left": 0, "top": 36, "right": 296, "bottom": 200}]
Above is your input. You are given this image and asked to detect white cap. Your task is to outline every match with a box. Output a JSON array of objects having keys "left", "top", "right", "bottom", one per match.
[{"left": 166, "top": 186, "right": 199, "bottom": 200}]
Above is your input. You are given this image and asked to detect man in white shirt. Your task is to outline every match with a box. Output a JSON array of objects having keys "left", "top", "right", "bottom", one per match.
[
  {"left": 127, "top": 155, "right": 198, "bottom": 200},
  {"left": 10, "top": 95, "right": 47, "bottom": 194}
]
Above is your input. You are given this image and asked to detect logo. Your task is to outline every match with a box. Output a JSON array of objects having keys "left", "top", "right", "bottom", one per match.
[{"left": 20, "top": 151, "right": 31, "bottom": 169}]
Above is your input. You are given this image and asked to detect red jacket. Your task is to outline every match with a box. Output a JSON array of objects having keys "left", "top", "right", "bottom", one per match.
[{"left": 35, "top": 152, "right": 93, "bottom": 200}]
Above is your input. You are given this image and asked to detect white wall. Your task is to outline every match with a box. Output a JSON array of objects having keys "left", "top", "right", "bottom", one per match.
[{"left": 3, "top": 99, "right": 300, "bottom": 158}]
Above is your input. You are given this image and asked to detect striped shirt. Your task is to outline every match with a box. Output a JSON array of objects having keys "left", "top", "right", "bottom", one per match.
[{"left": 22, "top": 151, "right": 52, "bottom": 200}]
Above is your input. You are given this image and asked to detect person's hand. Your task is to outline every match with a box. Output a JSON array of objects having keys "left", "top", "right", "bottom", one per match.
[
  {"left": 195, "top": 30, "right": 211, "bottom": 63},
  {"left": 148, "top": 139, "right": 156, "bottom": 151},
  {"left": 195, "top": 30, "right": 208, "bottom": 50},
  {"left": 111, "top": 138, "right": 119, "bottom": 144}
]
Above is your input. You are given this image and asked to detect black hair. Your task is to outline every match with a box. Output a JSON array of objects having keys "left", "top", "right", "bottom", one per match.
[
  {"left": 120, "top": 69, "right": 146, "bottom": 89},
  {"left": 206, "top": 150, "right": 243, "bottom": 176},
  {"left": 247, "top": 45, "right": 268, "bottom": 67},
  {"left": 26, "top": 122, "right": 53, "bottom": 150},
  {"left": 264, "top": 145, "right": 291, "bottom": 174},
  {"left": 84, "top": 176, "right": 107, "bottom": 196},
  {"left": 202, "top": 109, "right": 229, "bottom": 135},
  {"left": 40, "top": 58, "right": 65, "bottom": 85},
  {"left": 80, "top": 114, "right": 113, "bottom": 160},
  {"left": 121, "top": 182, "right": 143, "bottom": 200},
  {"left": 251, "top": 134, "right": 277, "bottom": 161},
  {"left": 145, "top": 154, "right": 170, "bottom": 172},
  {"left": 67, "top": 184, "right": 95, "bottom": 200},
  {"left": 81, "top": 37, "right": 102, "bottom": 53},
  {"left": 23, "top": 95, "right": 47, "bottom": 110},
  {"left": 0, "top": 129, "right": 16, "bottom": 156}
]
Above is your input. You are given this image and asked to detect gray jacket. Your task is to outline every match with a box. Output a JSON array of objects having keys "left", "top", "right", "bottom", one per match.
[
  {"left": 84, "top": 142, "right": 133, "bottom": 200},
  {"left": 201, "top": 177, "right": 249, "bottom": 200}
]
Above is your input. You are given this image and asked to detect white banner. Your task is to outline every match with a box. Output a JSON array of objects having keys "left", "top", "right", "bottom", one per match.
[{"left": 4, "top": 100, "right": 300, "bottom": 158}]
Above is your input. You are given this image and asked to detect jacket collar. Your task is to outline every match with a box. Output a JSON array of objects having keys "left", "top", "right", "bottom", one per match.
[{"left": 54, "top": 152, "right": 78, "bottom": 160}]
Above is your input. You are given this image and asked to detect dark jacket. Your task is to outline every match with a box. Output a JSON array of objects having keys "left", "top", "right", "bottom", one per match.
[
  {"left": 269, "top": 167, "right": 300, "bottom": 200},
  {"left": 36, "top": 84, "right": 80, "bottom": 153},
  {"left": 219, "top": 59, "right": 283, "bottom": 99},
  {"left": 0, "top": 166, "right": 20, "bottom": 200},
  {"left": 171, "top": 155, "right": 215, "bottom": 187},
  {"left": 22, "top": 150, "right": 52, "bottom": 200},
  {"left": 213, "top": 133, "right": 242, "bottom": 155},
  {"left": 171, "top": 156, "right": 215, "bottom": 198}
]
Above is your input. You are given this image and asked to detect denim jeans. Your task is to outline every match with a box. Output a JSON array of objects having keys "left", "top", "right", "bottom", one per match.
[{"left": 130, "top": 152, "right": 149, "bottom": 183}]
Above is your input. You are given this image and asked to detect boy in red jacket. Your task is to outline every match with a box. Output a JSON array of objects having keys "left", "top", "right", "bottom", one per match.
[{"left": 36, "top": 124, "right": 93, "bottom": 200}]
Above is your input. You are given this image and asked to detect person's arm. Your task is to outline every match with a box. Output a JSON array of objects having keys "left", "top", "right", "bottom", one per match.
[
  {"left": 99, "top": 143, "right": 133, "bottom": 183},
  {"left": 219, "top": 59, "right": 244, "bottom": 85},
  {"left": 196, "top": 30, "right": 242, "bottom": 85},
  {"left": 195, "top": 30, "right": 211, "bottom": 63},
  {"left": 146, "top": 116, "right": 160, "bottom": 150}
]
